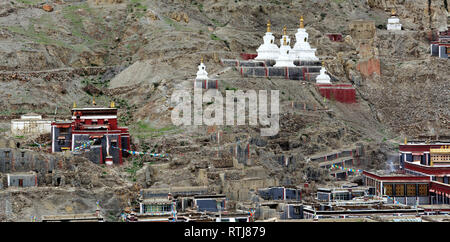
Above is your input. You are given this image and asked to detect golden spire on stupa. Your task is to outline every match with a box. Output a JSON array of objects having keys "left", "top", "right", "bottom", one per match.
[
  {"left": 201, "top": 56, "right": 204, "bottom": 63},
  {"left": 391, "top": 8, "right": 397, "bottom": 16},
  {"left": 283, "top": 25, "right": 287, "bottom": 35},
  {"left": 300, "top": 16, "right": 304, "bottom": 28},
  {"left": 267, "top": 20, "right": 271, "bottom": 32},
  {"left": 73, "top": 101, "right": 77, "bottom": 108},
  {"left": 322, "top": 61, "right": 325, "bottom": 67}
]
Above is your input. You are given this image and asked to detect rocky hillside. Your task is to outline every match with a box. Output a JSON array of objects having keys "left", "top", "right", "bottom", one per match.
[{"left": 0, "top": 0, "right": 448, "bottom": 220}]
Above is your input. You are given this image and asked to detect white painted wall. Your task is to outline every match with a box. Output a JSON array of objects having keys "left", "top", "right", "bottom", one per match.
[{"left": 11, "top": 119, "right": 52, "bottom": 136}]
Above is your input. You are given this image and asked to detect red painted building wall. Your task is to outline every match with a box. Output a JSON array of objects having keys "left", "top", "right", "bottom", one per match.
[
  {"left": 316, "top": 84, "right": 356, "bottom": 104},
  {"left": 404, "top": 162, "right": 450, "bottom": 176},
  {"left": 326, "top": 34, "right": 343, "bottom": 42},
  {"left": 399, "top": 144, "right": 447, "bottom": 153},
  {"left": 240, "top": 53, "right": 258, "bottom": 60}
]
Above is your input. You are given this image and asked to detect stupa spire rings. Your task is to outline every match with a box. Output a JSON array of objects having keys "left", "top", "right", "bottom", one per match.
[
  {"left": 300, "top": 16, "right": 304, "bottom": 28},
  {"left": 267, "top": 20, "right": 271, "bottom": 32},
  {"left": 283, "top": 25, "right": 287, "bottom": 36}
]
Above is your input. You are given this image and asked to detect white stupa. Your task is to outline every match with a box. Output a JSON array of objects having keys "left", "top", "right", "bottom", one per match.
[
  {"left": 274, "top": 36, "right": 296, "bottom": 67},
  {"left": 316, "top": 62, "right": 331, "bottom": 84},
  {"left": 387, "top": 9, "right": 402, "bottom": 31},
  {"left": 196, "top": 57, "right": 209, "bottom": 80},
  {"left": 292, "top": 16, "right": 319, "bottom": 61},
  {"left": 255, "top": 20, "right": 280, "bottom": 60}
]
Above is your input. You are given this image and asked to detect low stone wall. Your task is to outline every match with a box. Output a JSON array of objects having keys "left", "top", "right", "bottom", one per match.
[
  {"left": 240, "top": 66, "right": 320, "bottom": 81},
  {"left": 193, "top": 79, "right": 218, "bottom": 89},
  {"left": 221, "top": 59, "right": 321, "bottom": 68}
]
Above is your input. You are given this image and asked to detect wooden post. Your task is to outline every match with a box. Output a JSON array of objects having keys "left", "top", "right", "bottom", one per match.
[{"left": 247, "top": 144, "right": 250, "bottom": 159}]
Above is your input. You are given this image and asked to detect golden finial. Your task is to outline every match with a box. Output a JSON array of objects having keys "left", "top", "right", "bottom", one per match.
[
  {"left": 391, "top": 8, "right": 396, "bottom": 16},
  {"left": 322, "top": 61, "right": 325, "bottom": 67},
  {"left": 283, "top": 36, "right": 287, "bottom": 46},
  {"left": 201, "top": 56, "right": 204, "bottom": 63},
  {"left": 73, "top": 101, "right": 77, "bottom": 108},
  {"left": 283, "top": 25, "right": 287, "bottom": 35},
  {"left": 404, "top": 137, "right": 407, "bottom": 144},
  {"left": 300, "top": 16, "right": 304, "bottom": 28},
  {"left": 110, "top": 101, "right": 115, "bottom": 108},
  {"left": 267, "top": 20, "right": 271, "bottom": 32},
  {"left": 92, "top": 96, "right": 96, "bottom": 106}
]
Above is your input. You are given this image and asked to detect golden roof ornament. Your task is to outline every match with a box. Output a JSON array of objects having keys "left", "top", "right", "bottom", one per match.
[
  {"left": 322, "top": 61, "right": 325, "bottom": 67},
  {"left": 430, "top": 145, "right": 450, "bottom": 154},
  {"left": 201, "top": 57, "right": 204, "bottom": 63},
  {"left": 283, "top": 25, "right": 287, "bottom": 35},
  {"left": 391, "top": 8, "right": 396, "bottom": 16},
  {"left": 73, "top": 101, "right": 77, "bottom": 108},
  {"left": 267, "top": 20, "right": 271, "bottom": 32},
  {"left": 110, "top": 101, "right": 115, "bottom": 108},
  {"left": 300, "top": 16, "right": 304, "bottom": 28},
  {"left": 92, "top": 96, "right": 96, "bottom": 106}
]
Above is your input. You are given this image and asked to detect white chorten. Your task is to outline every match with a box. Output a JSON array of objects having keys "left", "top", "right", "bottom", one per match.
[
  {"left": 196, "top": 57, "right": 209, "bottom": 80},
  {"left": 316, "top": 62, "right": 331, "bottom": 84},
  {"left": 387, "top": 9, "right": 402, "bottom": 31},
  {"left": 255, "top": 20, "right": 280, "bottom": 60},
  {"left": 274, "top": 36, "right": 296, "bottom": 67},
  {"left": 292, "top": 16, "right": 319, "bottom": 61}
]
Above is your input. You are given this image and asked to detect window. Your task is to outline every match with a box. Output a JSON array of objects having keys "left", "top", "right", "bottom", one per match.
[
  {"left": 395, "top": 184, "right": 405, "bottom": 196},
  {"left": 4, "top": 151, "right": 10, "bottom": 158},
  {"left": 406, "top": 184, "right": 416, "bottom": 197},
  {"left": 293, "top": 206, "right": 301, "bottom": 215},
  {"left": 144, "top": 204, "right": 172, "bottom": 213},
  {"left": 418, "top": 184, "right": 428, "bottom": 196},
  {"left": 60, "top": 128, "right": 69, "bottom": 134},
  {"left": 384, "top": 184, "right": 393, "bottom": 196}
]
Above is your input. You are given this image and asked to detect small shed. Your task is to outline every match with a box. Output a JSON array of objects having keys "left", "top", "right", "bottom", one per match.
[{"left": 7, "top": 172, "right": 37, "bottom": 187}]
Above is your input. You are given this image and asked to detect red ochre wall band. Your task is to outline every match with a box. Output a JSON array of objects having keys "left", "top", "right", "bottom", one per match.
[{"left": 316, "top": 84, "right": 356, "bottom": 104}]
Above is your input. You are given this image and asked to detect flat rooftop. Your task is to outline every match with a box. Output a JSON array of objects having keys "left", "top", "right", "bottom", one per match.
[
  {"left": 367, "top": 170, "right": 415, "bottom": 176},
  {"left": 42, "top": 213, "right": 102, "bottom": 221}
]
